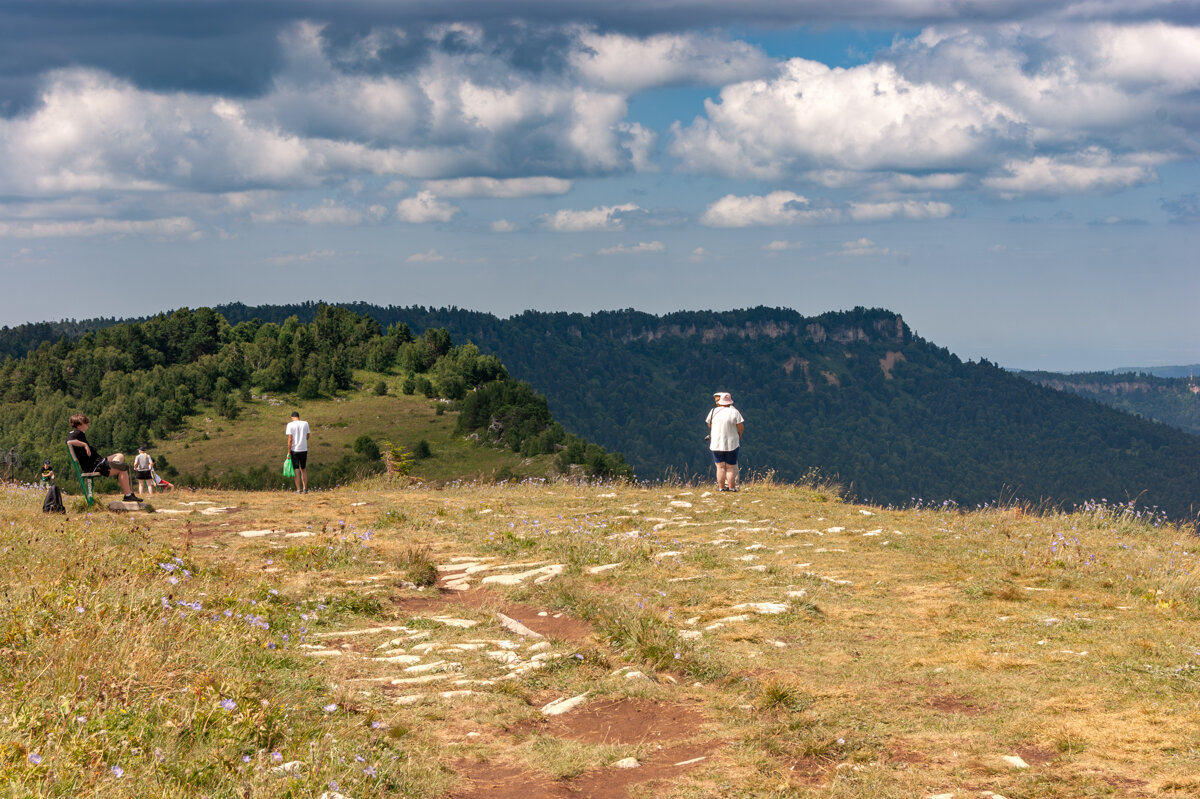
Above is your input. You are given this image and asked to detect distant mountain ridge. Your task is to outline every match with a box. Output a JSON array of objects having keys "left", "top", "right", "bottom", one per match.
[
  {"left": 1113, "top": 365, "right": 1200, "bottom": 379},
  {"left": 5, "top": 302, "right": 1198, "bottom": 518},
  {"left": 1016, "top": 369, "right": 1200, "bottom": 436}
]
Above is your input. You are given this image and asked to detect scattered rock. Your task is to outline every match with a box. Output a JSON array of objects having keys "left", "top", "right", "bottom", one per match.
[
  {"left": 1000, "top": 754, "right": 1030, "bottom": 769},
  {"left": 731, "top": 602, "right": 789, "bottom": 615},
  {"left": 236, "top": 529, "right": 280, "bottom": 538},
  {"left": 586, "top": 563, "right": 622, "bottom": 574},
  {"left": 612, "top": 757, "right": 641, "bottom": 769},
  {"left": 496, "top": 612, "right": 544, "bottom": 639},
  {"left": 541, "top": 692, "right": 589, "bottom": 716},
  {"left": 271, "top": 760, "right": 305, "bottom": 774}
]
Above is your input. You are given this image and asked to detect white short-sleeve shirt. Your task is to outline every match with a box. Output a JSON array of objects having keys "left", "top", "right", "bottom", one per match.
[
  {"left": 706, "top": 406, "right": 744, "bottom": 451},
  {"left": 286, "top": 419, "right": 310, "bottom": 452}
]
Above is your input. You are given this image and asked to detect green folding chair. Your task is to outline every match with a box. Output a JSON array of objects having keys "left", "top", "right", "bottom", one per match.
[{"left": 67, "top": 445, "right": 100, "bottom": 507}]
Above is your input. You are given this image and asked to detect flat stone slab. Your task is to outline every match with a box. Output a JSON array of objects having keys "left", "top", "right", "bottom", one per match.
[
  {"left": 496, "top": 612, "right": 543, "bottom": 638},
  {"left": 107, "top": 501, "right": 145, "bottom": 512},
  {"left": 731, "top": 602, "right": 790, "bottom": 615},
  {"left": 541, "top": 692, "right": 588, "bottom": 716},
  {"left": 585, "top": 563, "right": 622, "bottom": 574}
]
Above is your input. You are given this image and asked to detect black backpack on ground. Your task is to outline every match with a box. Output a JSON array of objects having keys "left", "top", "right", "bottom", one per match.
[{"left": 43, "top": 485, "right": 66, "bottom": 513}]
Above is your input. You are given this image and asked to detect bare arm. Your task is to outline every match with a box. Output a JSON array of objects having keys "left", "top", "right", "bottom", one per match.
[
  {"left": 67, "top": 438, "right": 91, "bottom": 456},
  {"left": 737, "top": 423, "right": 745, "bottom": 436},
  {"left": 287, "top": 434, "right": 294, "bottom": 452}
]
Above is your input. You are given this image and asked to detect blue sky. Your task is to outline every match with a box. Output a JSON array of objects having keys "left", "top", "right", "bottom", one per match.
[{"left": 0, "top": 0, "right": 1197, "bottom": 371}]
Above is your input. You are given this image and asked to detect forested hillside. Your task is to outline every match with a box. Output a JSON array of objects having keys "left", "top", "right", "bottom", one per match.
[
  {"left": 1017, "top": 370, "right": 1200, "bottom": 436},
  {"left": 0, "top": 306, "right": 629, "bottom": 489},
  {"left": 5, "top": 302, "right": 1199, "bottom": 518}
]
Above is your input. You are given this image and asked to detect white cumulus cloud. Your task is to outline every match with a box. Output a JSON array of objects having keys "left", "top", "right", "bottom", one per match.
[
  {"left": 764, "top": 240, "right": 803, "bottom": 251},
  {"left": 848, "top": 200, "right": 954, "bottom": 221},
  {"left": 983, "top": 148, "right": 1157, "bottom": 195},
  {"left": 701, "top": 191, "right": 829, "bottom": 227},
  {"left": 571, "top": 30, "right": 772, "bottom": 92},
  {"left": 828, "top": 237, "right": 896, "bottom": 256},
  {"left": 396, "top": 191, "right": 460, "bottom": 223},
  {"left": 673, "top": 58, "right": 1022, "bottom": 179},
  {"left": 422, "top": 177, "right": 573, "bottom": 198},
  {"left": 543, "top": 202, "right": 640, "bottom": 231},
  {"left": 406, "top": 249, "right": 446, "bottom": 263}
]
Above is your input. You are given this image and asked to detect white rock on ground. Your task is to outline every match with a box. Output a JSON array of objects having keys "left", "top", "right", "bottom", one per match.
[
  {"left": 371, "top": 654, "right": 422, "bottom": 665},
  {"left": 271, "top": 760, "right": 304, "bottom": 774},
  {"left": 541, "top": 693, "right": 589, "bottom": 716},
  {"left": 612, "top": 757, "right": 641, "bottom": 769},
  {"left": 586, "top": 562, "right": 622, "bottom": 574},
  {"left": 496, "top": 613, "right": 544, "bottom": 638},
  {"left": 427, "top": 617, "right": 477, "bottom": 628},
  {"left": 1000, "top": 755, "right": 1030, "bottom": 769},
  {"left": 731, "top": 602, "right": 789, "bottom": 615}
]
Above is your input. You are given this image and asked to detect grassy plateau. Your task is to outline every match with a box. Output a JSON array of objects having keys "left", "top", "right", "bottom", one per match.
[{"left": 2, "top": 474, "right": 1198, "bottom": 798}]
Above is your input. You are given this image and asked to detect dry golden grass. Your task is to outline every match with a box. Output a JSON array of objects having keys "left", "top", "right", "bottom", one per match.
[{"left": 2, "top": 475, "right": 1198, "bottom": 797}]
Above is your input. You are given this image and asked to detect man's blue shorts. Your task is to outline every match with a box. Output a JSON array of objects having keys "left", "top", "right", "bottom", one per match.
[{"left": 711, "top": 448, "right": 739, "bottom": 465}]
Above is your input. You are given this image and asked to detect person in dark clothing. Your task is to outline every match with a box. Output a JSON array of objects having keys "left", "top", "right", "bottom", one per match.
[{"left": 66, "top": 413, "right": 141, "bottom": 502}]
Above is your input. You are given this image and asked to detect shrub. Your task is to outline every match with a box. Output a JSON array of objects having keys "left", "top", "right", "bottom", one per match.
[
  {"left": 373, "top": 380, "right": 388, "bottom": 396},
  {"left": 352, "top": 435, "right": 380, "bottom": 461},
  {"left": 297, "top": 375, "right": 320, "bottom": 399}
]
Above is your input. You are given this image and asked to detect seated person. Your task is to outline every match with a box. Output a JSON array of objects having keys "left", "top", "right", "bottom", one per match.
[
  {"left": 66, "top": 413, "right": 141, "bottom": 502},
  {"left": 40, "top": 459, "right": 55, "bottom": 484}
]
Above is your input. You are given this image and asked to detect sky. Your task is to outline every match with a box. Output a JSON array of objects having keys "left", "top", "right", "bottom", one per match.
[{"left": 1, "top": 0, "right": 1198, "bottom": 372}]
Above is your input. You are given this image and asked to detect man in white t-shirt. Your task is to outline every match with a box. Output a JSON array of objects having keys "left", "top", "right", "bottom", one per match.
[
  {"left": 705, "top": 392, "right": 745, "bottom": 492},
  {"left": 286, "top": 411, "right": 312, "bottom": 493}
]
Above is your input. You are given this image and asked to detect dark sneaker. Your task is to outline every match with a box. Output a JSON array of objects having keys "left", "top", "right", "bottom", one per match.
[{"left": 123, "top": 493, "right": 143, "bottom": 502}]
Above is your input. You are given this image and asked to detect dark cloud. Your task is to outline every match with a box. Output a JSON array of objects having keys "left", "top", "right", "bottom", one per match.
[
  {"left": 4, "top": 1, "right": 1197, "bottom": 117},
  {"left": 0, "top": 2, "right": 285, "bottom": 114}
]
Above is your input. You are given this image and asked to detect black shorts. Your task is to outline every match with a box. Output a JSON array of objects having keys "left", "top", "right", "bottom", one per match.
[
  {"left": 290, "top": 450, "right": 308, "bottom": 469},
  {"left": 711, "top": 448, "right": 740, "bottom": 465},
  {"left": 135, "top": 469, "right": 152, "bottom": 480},
  {"left": 94, "top": 456, "right": 129, "bottom": 476}
]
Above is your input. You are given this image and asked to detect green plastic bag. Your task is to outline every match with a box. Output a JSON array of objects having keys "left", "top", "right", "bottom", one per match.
[{"left": 283, "top": 457, "right": 294, "bottom": 477}]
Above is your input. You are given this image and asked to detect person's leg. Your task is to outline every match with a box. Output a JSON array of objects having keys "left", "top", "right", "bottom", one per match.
[
  {"left": 299, "top": 466, "right": 308, "bottom": 492},
  {"left": 727, "top": 464, "right": 738, "bottom": 490},
  {"left": 293, "top": 457, "right": 302, "bottom": 492}
]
